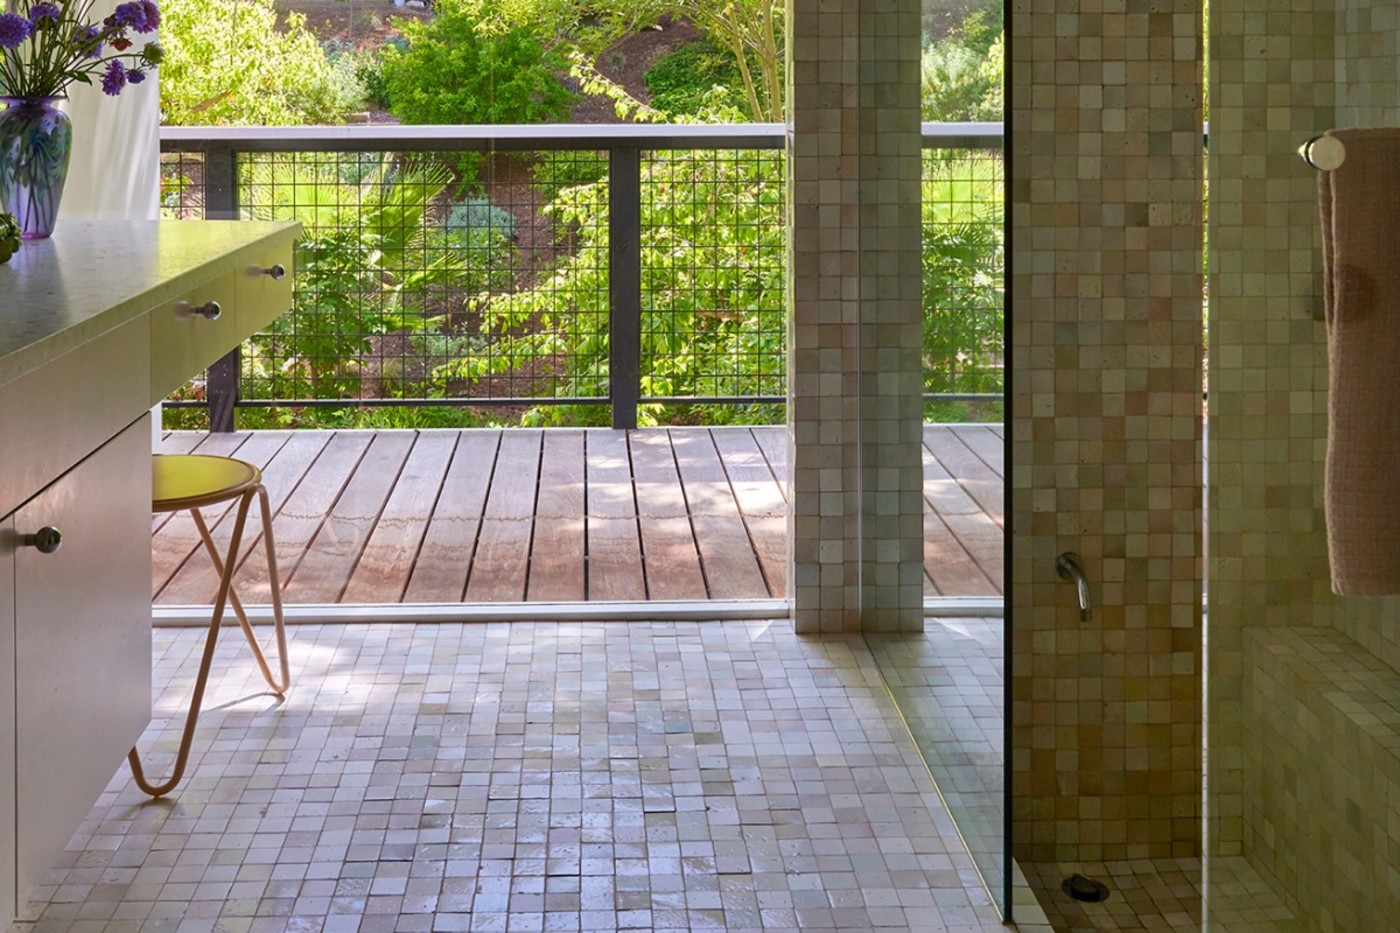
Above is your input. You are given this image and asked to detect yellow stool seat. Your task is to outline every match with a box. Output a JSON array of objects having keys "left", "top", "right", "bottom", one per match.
[
  {"left": 153, "top": 454, "right": 260, "bottom": 512},
  {"left": 129, "top": 453, "right": 291, "bottom": 798}
]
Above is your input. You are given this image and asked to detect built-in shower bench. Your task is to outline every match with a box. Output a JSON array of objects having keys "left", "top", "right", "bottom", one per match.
[{"left": 1243, "top": 625, "right": 1400, "bottom": 930}]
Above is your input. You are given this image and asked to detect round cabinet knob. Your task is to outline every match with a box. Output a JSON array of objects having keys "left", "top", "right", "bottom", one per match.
[
  {"left": 193, "top": 300, "right": 221, "bottom": 320},
  {"left": 262, "top": 263, "right": 287, "bottom": 280},
  {"left": 24, "top": 526, "right": 62, "bottom": 554}
]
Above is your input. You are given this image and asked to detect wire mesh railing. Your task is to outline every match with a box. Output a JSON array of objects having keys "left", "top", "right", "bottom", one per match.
[{"left": 159, "top": 123, "right": 1003, "bottom": 430}]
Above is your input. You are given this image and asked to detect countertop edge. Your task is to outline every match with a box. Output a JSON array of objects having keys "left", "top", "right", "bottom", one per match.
[{"left": 0, "top": 220, "right": 301, "bottom": 389}]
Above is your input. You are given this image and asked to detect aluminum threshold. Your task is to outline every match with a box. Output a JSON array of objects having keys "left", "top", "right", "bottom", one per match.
[{"left": 152, "top": 596, "right": 1002, "bottom": 627}]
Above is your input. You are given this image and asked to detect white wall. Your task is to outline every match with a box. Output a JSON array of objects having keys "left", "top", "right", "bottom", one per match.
[{"left": 58, "top": 1, "right": 159, "bottom": 221}]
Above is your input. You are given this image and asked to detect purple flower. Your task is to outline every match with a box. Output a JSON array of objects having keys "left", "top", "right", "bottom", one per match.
[
  {"left": 138, "top": 0, "right": 160, "bottom": 31},
  {"left": 28, "top": 4, "right": 61, "bottom": 25},
  {"left": 77, "top": 24, "right": 103, "bottom": 57},
  {"left": 110, "top": 2, "right": 151, "bottom": 33},
  {"left": 126, "top": 68, "right": 145, "bottom": 85},
  {"left": 0, "top": 13, "right": 33, "bottom": 49},
  {"left": 101, "top": 59, "right": 127, "bottom": 95}
]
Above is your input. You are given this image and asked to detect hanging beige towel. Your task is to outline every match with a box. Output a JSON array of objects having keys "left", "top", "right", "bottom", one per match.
[{"left": 1320, "top": 127, "right": 1400, "bottom": 595}]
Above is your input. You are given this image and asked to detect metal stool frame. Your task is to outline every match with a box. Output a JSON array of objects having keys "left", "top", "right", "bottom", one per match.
[{"left": 129, "top": 459, "right": 290, "bottom": 797}]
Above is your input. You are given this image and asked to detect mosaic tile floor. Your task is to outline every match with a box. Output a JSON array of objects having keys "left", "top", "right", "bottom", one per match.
[
  {"left": 1022, "top": 859, "right": 1201, "bottom": 931},
  {"left": 16, "top": 621, "right": 1006, "bottom": 933},
  {"left": 865, "top": 619, "right": 1003, "bottom": 903}
]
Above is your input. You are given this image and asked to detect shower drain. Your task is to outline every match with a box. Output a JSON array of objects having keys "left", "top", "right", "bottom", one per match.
[{"left": 1061, "top": 873, "right": 1111, "bottom": 903}]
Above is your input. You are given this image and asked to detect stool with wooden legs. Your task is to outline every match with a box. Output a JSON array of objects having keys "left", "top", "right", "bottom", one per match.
[{"left": 128, "top": 454, "right": 291, "bottom": 798}]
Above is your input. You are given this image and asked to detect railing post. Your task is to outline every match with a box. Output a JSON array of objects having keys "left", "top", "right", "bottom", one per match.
[
  {"left": 205, "top": 143, "right": 239, "bottom": 432},
  {"left": 609, "top": 145, "right": 641, "bottom": 431},
  {"left": 204, "top": 143, "right": 237, "bottom": 220},
  {"left": 206, "top": 347, "right": 240, "bottom": 433}
]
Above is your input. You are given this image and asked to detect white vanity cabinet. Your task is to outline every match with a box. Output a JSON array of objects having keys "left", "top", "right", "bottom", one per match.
[
  {"left": 10, "top": 417, "right": 151, "bottom": 910},
  {"left": 0, "top": 220, "right": 299, "bottom": 921}
]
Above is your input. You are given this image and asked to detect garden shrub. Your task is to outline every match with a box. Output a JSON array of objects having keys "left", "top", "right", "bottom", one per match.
[
  {"left": 435, "top": 147, "right": 787, "bottom": 427},
  {"left": 531, "top": 150, "right": 609, "bottom": 202},
  {"left": 446, "top": 196, "right": 517, "bottom": 242},
  {"left": 380, "top": 11, "right": 576, "bottom": 127},
  {"left": 920, "top": 31, "right": 1003, "bottom": 123},
  {"left": 643, "top": 39, "right": 744, "bottom": 116},
  {"left": 240, "top": 155, "right": 471, "bottom": 400},
  {"left": 160, "top": 0, "right": 360, "bottom": 125}
]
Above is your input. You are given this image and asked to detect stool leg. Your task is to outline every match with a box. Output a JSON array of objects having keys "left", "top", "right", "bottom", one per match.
[
  {"left": 191, "top": 487, "right": 289, "bottom": 694},
  {"left": 128, "top": 491, "right": 255, "bottom": 798},
  {"left": 219, "top": 485, "right": 290, "bottom": 693}
]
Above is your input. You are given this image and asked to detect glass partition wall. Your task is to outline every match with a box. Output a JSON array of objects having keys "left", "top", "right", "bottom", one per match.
[{"left": 864, "top": 0, "right": 1008, "bottom": 917}]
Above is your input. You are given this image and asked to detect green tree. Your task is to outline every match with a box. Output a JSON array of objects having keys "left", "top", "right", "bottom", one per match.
[
  {"left": 921, "top": 31, "right": 1003, "bottom": 122},
  {"left": 379, "top": 7, "right": 576, "bottom": 127},
  {"left": 159, "top": 0, "right": 361, "bottom": 125}
]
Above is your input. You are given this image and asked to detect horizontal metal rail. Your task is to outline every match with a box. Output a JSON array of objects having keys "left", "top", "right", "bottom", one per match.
[
  {"left": 160, "top": 123, "right": 1005, "bottom": 430},
  {"left": 161, "top": 122, "right": 1003, "bottom": 151}
]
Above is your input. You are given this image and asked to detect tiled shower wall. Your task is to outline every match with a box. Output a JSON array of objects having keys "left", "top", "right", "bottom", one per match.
[
  {"left": 786, "top": 0, "right": 925, "bottom": 633},
  {"left": 1208, "top": 0, "right": 1400, "bottom": 925},
  {"left": 1010, "top": 0, "right": 1203, "bottom": 862}
]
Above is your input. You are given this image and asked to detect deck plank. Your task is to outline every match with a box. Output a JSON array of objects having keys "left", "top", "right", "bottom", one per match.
[
  {"left": 949, "top": 424, "right": 1005, "bottom": 477},
  {"left": 924, "top": 426, "right": 1004, "bottom": 526},
  {"left": 630, "top": 432, "right": 707, "bottom": 600},
  {"left": 234, "top": 431, "right": 373, "bottom": 603},
  {"left": 671, "top": 430, "right": 768, "bottom": 599},
  {"left": 402, "top": 431, "right": 499, "bottom": 602},
  {"left": 751, "top": 426, "right": 789, "bottom": 500},
  {"left": 284, "top": 432, "right": 417, "bottom": 603},
  {"left": 924, "top": 508, "right": 999, "bottom": 596},
  {"left": 712, "top": 429, "right": 787, "bottom": 597},
  {"left": 464, "top": 430, "right": 541, "bottom": 602},
  {"left": 584, "top": 431, "right": 645, "bottom": 602},
  {"left": 158, "top": 432, "right": 334, "bottom": 604},
  {"left": 341, "top": 432, "right": 460, "bottom": 603},
  {"left": 528, "top": 431, "right": 586, "bottom": 602}
]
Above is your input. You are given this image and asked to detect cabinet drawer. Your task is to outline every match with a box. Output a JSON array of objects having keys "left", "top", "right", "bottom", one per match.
[
  {"left": 0, "top": 316, "right": 148, "bottom": 518},
  {"left": 236, "top": 243, "right": 295, "bottom": 335},
  {"left": 149, "top": 270, "right": 239, "bottom": 406}
]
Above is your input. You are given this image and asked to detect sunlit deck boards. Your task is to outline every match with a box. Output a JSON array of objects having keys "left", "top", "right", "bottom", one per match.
[{"left": 152, "top": 425, "right": 1003, "bottom": 606}]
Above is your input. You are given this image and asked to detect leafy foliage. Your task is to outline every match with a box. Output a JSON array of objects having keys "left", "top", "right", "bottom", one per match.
[
  {"left": 920, "top": 30, "right": 1003, "bottom": 122},
  {"left": 160, "top": 0, "right": 358, "bottom": 125},
  {"left": 379, "top": 8, "right": 576, "bottom": 127},
  {"left": 643, "top": 38, "right": 744, "bottom": 116},
  {"left": 921, "top": 153, "right": 1003, "bottom": 420},
  {"left": 240, "top": 155, "right": 477, "bottom": 400},
  {"left": 656, "top": 0, "right": 783, "bottom": 120},
  {"left": 436, "top": 147, "right": 786, "bottom": 426}
]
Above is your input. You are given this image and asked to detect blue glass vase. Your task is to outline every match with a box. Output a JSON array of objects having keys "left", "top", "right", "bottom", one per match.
[{"left": 0, "top": 96, "right": 73, "bottom": 240}]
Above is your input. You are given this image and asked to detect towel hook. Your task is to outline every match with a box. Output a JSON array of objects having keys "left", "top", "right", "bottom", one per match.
[{"left": 1299, "top": 135, "right": 1346, "bottom": 171}]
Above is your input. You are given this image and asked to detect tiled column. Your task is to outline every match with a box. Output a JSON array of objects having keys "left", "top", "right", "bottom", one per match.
[{"left": 786, "top": 0, "right": 925, "bottom": 634}]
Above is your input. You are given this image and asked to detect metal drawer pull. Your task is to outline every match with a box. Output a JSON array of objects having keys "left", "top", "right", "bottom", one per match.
[
  {"left": 192, "top": 300, "right": 221, "bottom": 320},
  {"left": 23, "top": 526, "right": 62, "bottom": 554},
  {"left": 262, "top": 263, "right": 286, "bottom": 280}
]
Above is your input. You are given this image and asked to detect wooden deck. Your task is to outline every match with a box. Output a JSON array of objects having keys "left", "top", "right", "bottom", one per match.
[{"left": 152, "top": 425, "right": 1003, "bottom": 606}]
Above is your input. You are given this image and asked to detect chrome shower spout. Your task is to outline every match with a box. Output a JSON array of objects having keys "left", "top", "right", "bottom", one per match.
[{"left": 1056, "top": 552, "right": 1092, "bottom": 622}]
